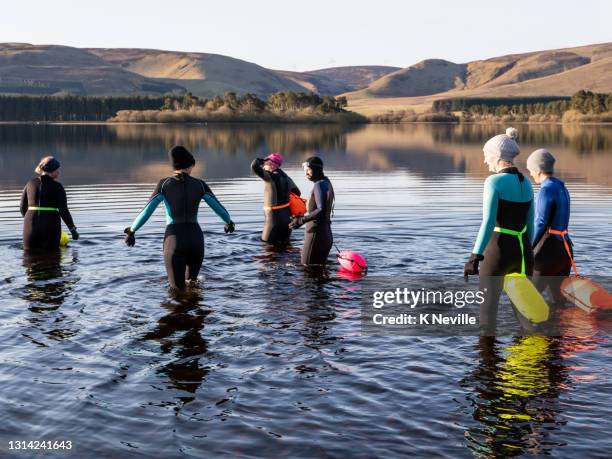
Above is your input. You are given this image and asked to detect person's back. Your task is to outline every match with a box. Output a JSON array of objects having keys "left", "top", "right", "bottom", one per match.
[
  {"left": 20, "top": 157, "right": 78, "bottom": 250},
  {"left": 533, "top": 177, "right": 570, "bottom": 246},
  {"left": 125, "top": 146, "right": 234, "bottom": 290},
  {"left": 527, "top": 149, "right": 573, "bottom": 306}
]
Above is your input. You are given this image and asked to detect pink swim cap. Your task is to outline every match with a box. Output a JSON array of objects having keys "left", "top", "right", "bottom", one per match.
[{"left": 265, "top": 152, "right": 283, "bottom": 166}]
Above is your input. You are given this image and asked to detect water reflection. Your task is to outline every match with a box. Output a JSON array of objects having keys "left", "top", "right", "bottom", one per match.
[
  {"left": 21, "top": 249, "right": 77, "bottom": 310},
  {"left": 462, "top": 336, "right": 569, "bottom": 457},
  {"left": 142, "top": 290, "right": 210, "bottom": 408},
  {"left": 1, "top": 124, "right": 610, "bottom": 188}
]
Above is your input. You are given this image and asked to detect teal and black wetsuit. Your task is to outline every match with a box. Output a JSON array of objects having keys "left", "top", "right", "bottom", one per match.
[
  {"left": 130, "top": 172, "right": 231, "bottom": 289},
  {"left": 473, "top": 167, "right": 534, "bottom": 333}
]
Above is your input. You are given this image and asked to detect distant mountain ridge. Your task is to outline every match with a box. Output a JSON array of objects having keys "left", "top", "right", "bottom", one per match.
[
  {"left": 1, "top": 42, "right": 610, "bottom": 113},
  {"left": 343, "top": 42, "right": 612, "bottom": 114}
]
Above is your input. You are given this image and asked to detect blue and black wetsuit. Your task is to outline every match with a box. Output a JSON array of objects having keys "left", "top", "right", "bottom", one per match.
[
  {"left": 130, "top": 173, "right": 231, "bottom": 289},
  {"left": 251, "top": 159, "right": 300, "bottom": 243},
  {"left": 532, "top": 177, "right": 572, "bottom": 304},
  {"left": 20, "top": 175, "right": 76, "bottom": 250},
  {"left": 301, "top": 177, "right": 334, "bottom": 265},
  {"left": 473, "top": 167, "right": 534, "bottom": 333}
]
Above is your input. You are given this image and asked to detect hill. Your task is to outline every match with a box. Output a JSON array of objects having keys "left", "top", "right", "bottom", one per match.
[
  {"left": 345, "top": 43, "right": 612, "bottom": 115},
  {"left": 89, "top": 48, "right": 307, "bottom": 97},
  {"left": 0, "top": 43, "right": 181, "bottom": 95}
]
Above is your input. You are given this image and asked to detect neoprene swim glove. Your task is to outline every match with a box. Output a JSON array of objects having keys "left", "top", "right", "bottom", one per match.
[
  {"left": 124, "top": 227, "right": 136, "bottom": 247},
  {"left": 224, "top": 221, "right": 235, "bottom": 233},
  {"left": 70, "top": 227, "right": 79, "bottom": 240},
  {"left": 464, "top": 253, "right": 484, "bottom": 280},
  {"left": 289, "top": 216, "right": 305, "bottom": 229}
]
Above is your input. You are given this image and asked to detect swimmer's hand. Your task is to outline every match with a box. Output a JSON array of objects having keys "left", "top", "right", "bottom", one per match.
[
  {"left": 124, "top": 227, "right": 136, "bottom": 247},
  {"left": 224, "top": 221, "right": 235, "bottom": 234},
  {"left": 70, "top": 227, "right": 79, "bottom": 241},
  {"left": 289, "top": 216, "right": 304, "bottom": 230},
  {"left": 464, "top": 253, "right": 484, "bottom": 281}
]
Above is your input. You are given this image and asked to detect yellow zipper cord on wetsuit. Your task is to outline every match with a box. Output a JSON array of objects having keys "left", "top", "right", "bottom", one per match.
[
  {"left": 494, "top": 225, "right": 527, "bottom": 276},
  {"left": 28, "top": 206, "right": 59, "bottom": 212}
]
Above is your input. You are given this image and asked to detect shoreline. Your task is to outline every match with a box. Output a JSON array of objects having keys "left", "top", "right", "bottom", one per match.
[{"left": 1, "top": 119, "right": 612, "bottom": 126}]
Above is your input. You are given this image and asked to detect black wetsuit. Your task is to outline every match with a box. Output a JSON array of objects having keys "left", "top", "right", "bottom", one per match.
[
  {"left": 251, "top": 159, "right": 300, "bottom": 243},
  {"left": 130, "top": 173, "right": 231, "bottom": 289},
  {"left": 20, "top": 175, "right": 75, "bottom": 250},
  {"left": 301, "top": 177, "right": 334, "bottom": 265}
]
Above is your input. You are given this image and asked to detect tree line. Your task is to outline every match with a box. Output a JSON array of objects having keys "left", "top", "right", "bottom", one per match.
[
  {"left": 433, "top": 91, "right": 612, "bottom": 116},
  {"left": 0, "top": 95, "right": 165, "bottom": 121},
  {"left": 160, "top": 91, "right": 349, "bottom": 114},
  {"left": 0, "top": 91, "right": 350, "bottom": 121}
]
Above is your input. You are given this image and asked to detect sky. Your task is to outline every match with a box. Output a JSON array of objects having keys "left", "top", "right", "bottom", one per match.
[{"left": 1, "top": 0, "right": 610, "bottom": 71}]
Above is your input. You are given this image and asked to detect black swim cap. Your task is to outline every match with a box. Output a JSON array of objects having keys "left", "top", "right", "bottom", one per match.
[
  {"left": 35, "top": 156, "right": 61, "bottom": 174},
  {"left": 169, "top": 145, "right": 196, "bottom": 170},
  {"left": 302, "top": 156, "right": 323, "bottom": 169}
]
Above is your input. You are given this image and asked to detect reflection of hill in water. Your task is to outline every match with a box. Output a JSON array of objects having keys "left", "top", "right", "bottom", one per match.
[
  {"left": 0, "top": 123, "right": 610, "bottom": 187},
  {"left": 346, "top": 124, "right": 612, "bottom": 186}
]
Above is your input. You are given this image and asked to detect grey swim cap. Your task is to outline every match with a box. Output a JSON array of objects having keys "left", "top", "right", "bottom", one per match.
[{"left": 527, "top": 148, "right": 556, "bottom": 174}]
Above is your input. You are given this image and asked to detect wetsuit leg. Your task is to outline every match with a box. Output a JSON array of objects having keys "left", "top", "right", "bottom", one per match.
[
  {"left": 262, "top": 208, "right": 292, "bottom": 243},
  {"left": 23, "top": 212, "right": 61, "bottom": 250},
  {"left": 479, "top": 233, "right": 535, "bottom": 334},
  {"left": 533, "top": 235, "right": 572, "bottom": 307},
  {"left": 301, "top": 225, "right": 333, "bottom": 265},
  {"left": 163, "top": 224, "right": 204, "bottom": 289}
]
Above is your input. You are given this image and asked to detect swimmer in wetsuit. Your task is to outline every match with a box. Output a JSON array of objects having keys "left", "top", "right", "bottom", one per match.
[
  {"left": 289, "top": 156, "right": 335, "bottom": 265},
  {"left": 464, "top": 128, "right": 535, "bottom": 335},
  {"left": 251, "top": 152, "right": 300, "bottom": 243},
  {"left": 20, "top": 156, "right": 79, "bottom": 251},
  {"left": 527, "top": 149, "right": 573, "bottom": 307},
  {"left": 123, "top": 146, "right": 235, "bottom": 290}
]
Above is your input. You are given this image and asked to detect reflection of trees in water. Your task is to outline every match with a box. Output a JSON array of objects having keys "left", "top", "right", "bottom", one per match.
[
  {"left": 110, "top": 124, "right": 355, "bottom": 156},
  {"left": 142, "top": 292, "right": 210, "bottom": 407},
  {"left": 461, "top": 336, "right": 570, "bottom": 457}
]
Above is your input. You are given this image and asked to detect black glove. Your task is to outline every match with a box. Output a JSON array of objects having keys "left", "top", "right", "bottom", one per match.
[
  {"left": 70, "top": 227, "right": 79, "bottom": 241},
  {"left": 124, "top": 227, "right": 136, "bottom": 247},
  {"left": 464, "top": 253, "right": 484, "bottom": 280},
  {"left": 224, "top": 221, "right": 235, "bottom": 234},
  {"left": 255, "top": 158, "right": 265, "bottom": 165},
  {"left": 289, "top": 216, "right": 305, "bottom": 230}
]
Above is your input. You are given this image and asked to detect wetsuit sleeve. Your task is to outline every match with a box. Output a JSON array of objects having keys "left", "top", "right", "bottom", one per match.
[
  {"left": 287, "top": 176, "right": 301, "bottom": 196},
  {"left": 201, "top": 182, "right": 232, "bottom": 224},
  {"left": 20, "top": 186, "right": 28, "bottom": 216},
  {"left": 251, "top": 159, "right": 271, "bottom": 182},
  {"left": 302, "top": 181, "right": 327, "bottom": 223},
  {"left": 130, "top": 180, "right": 164, "bottom": 232},
  {"left": 532, "top": 185, "right": 552, "bottom": 247},
  {"left": 473, "top": 177, "right": 498, "bottom": 255},
  {"left": 58, "top": 184, "right": 76, "bottom": 230}
]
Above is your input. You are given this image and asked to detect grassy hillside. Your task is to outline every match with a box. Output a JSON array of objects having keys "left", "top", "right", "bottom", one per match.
[
  {"left": 345, "top": 43, "right": 612, "bottom": 115},
  {"left": 307, "top": 66, "right": 400, "bottom": 91},
  {"left": 0, "top": 43, "right": 181, "bottom": 95},
  {"left": 89, "top": 48, "right": 307, "bottom": 97}
]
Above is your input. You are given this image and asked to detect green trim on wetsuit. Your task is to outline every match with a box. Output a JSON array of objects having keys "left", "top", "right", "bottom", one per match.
[
  {"left": 203, "top": 192, "right": 231, "bottom": 224},
  {"left": 473, "top": 171, "right": 534, "bottom": 255}
]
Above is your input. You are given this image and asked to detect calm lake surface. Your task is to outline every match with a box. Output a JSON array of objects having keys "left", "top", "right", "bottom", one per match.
[{"left": 0, "top": 123, "right": 611, "bottom": 458}]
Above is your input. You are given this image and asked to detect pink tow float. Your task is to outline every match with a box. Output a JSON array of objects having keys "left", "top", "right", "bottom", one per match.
[{"left": 336, "top": 250, "right": 367, "bottom": 274}]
